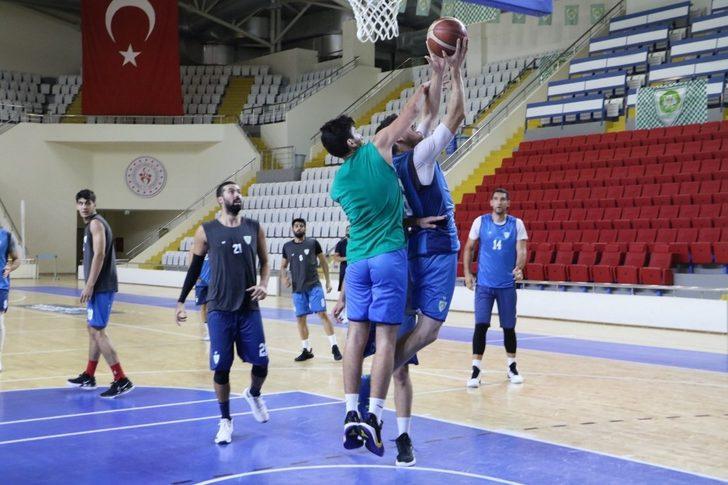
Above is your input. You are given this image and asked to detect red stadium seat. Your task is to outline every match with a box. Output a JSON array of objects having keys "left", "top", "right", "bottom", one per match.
[
  {"left": 640, "top": 245, "right": 674, "bottom": 285},
  {"left": 592, "top": 243, "right": 623, "bottom": 283},
  {"left": 545, "top": 243, "right": 576, "bottom": 281},
  {"left": 524, "top": 243, "right": 555, "bottom": 281},
  {"left": 568, "top": 243, "right": 599, "bottom": 282},
  {"left": 615, "top": 245, "right": 648, "bottom": 284}
]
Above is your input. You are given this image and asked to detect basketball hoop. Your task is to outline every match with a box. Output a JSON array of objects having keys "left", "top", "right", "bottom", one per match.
[{"left": 349, "top": 0, "right": 401, "bottom": 43}]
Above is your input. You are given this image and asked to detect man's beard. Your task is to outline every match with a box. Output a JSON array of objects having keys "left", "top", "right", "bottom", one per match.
[
  {"left": 225, "top": 201, "right": 242, "bottom": 216},
  {"left": 293, "top": 230, "right": 305, "bottom": 238}
]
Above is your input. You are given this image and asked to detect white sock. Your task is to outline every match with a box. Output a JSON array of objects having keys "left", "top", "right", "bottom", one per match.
[
  {"left": 302, "top": 340, "right": 311, "bottom": 350},
  {"left": 328, "top": 334, "right": 338, "bottom": 347},
  {"left": 369, "top": 398, "right": 385, "bottom": 421},
  {"left": 397, "top": 416, "right": 411, "bottom": 436},
  {"left": 508, "top": 357, "right": 516, "bottom": 366},
  {"left": 472, "top": 359, "right": 481, "bottom": 369},
  {"left": 345, "top": 394, "right": 358, "bottom": 413}
]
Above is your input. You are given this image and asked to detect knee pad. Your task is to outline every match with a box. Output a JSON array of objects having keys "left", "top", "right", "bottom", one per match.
[
  {"left": 472, "top": 323, "right": 490, "bottom": 355},
  {"left": 251, "top": 364, "right": 268, "bottom": 378},
  {"left": 503, "top": 328, "right": 517, "bottom": 354},
  {"left": 213, "top": 370, "right": 230, "bottom": 385}
]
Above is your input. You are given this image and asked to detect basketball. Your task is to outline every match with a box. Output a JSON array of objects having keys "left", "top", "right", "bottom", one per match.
[{"left": 426, "top": 17, "right": 468, "bottom": 57}]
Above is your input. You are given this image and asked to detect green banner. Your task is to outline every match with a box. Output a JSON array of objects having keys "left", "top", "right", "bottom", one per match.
[
  {"left": 512, "top": 13, "right": 526, "bottom": 23},
  {"left": 399, "top": 0, "right": 407, "bottom": 14},
  {"left": 636, "top": 79, "right": 708, "bottom": 129},
  {"left": 538, "top": 14, "right": 552, "bottom": 25},
  {"left": 416, "top": 0, "right": 430, "bottom": 16},
  {"left": 590, "top": 3, "right": 605, "bottom": 24},
  {"left": 565, "top": 5, "right": 579, "bottom": 25}
]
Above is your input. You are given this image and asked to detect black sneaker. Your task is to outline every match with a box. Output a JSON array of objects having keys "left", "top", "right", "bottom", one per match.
[
  {"left": 360, "top": 413, "right": 385, "bottom": 457},
  {"left": 332, "top": 345, "right": 342, "bottom": 361},
  {"left": 343, "top": 410, "right": 364, "bottom": 449},
  {"left": 294, "top": 348, "right": 314, "bottom": 362},
  {"left": 395, "top": 432, "right": 416, "bottom": 467},
  {"left": 67, "top": 372, "right": 97, "bottom": 390},
  {"left": 99, "top": 377, "right": 135, "bottom": 399},
  {"left": 507, "top": 362, "right": 524, "bottom": 384}
]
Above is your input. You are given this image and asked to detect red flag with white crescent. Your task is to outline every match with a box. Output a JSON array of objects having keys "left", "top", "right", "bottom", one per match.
[{"left": 81, "top": 0, "right": 183, "bottom": 115}]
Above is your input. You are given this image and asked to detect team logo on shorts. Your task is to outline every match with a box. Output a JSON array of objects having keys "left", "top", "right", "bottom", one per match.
[
  {"left": 244, "top": 236, "right": 252, "bottom": 245},
  {"left": 3, "top": 300, "right": 7, "bottom": 310},
  {"left": 438, "top": 298, "right": 447, "bottom": 312},
  {"left": 212, "top": 351, "right": 220, "bottom": 365},
  {"left": 87, "top": 308, "right": 94, "bottom": 321}
]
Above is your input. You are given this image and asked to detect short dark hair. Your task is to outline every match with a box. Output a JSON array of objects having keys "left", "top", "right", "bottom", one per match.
[
  {"left": 292, "top": 218, "right": 306, "bottom": 227},
  {"left": 375, "top": 114, "right": 398, "bottom": 135},
  {"left": 216, "top": 181, "right": 236, "bottom": 197},
  {"left": 492, "top": 188, "right": 510, "bottom": 200},
  {"left": 320, "top": 115, "right": 355, "bottom": 158},
  {"left": 75, "top": 189, "right": 96, "bottom": 202}
]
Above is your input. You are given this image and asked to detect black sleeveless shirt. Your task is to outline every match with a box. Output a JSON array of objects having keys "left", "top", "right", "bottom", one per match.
[
  {"left": 82, "top": 214, "right": 118, "bottom": 293},
  {"left": 203, "top": 218, "right": 260, "bottom": 312}
]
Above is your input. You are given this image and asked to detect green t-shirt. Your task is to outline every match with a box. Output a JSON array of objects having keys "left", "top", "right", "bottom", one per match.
[{"left": 330, "top": 142, "right": 406, "bottom": 264}]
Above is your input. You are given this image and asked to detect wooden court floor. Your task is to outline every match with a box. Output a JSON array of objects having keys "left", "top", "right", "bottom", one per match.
[{"left": 1, "top": 277, "right": 726, "bottom": 480}]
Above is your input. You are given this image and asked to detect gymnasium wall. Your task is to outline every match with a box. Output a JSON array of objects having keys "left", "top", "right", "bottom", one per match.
[
  {"left": 0, "top": 123, "right": 259, "bottom": 272},
  {"left": 0, "top": 3, "right": 81, "bottom": 76},
  {"left": 96, "top": 210, "right": 182, "bottom": 259},
  {"left": 465, "top": 0, "right": 620, "bottom": 69},
  {"left": 260, "top": 64, "right": 382, "bottom": 157}
]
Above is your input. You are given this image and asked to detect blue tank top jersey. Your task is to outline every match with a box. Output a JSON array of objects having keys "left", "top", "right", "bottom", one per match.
[
  {"left": 0, "top": 229, "right": 14, "bottom": 290},
  {"left": 197, "top": 255, "right": 210, "bottom": 287},
  {"left": 477, "top": 215, "right": 518, "bottom": 288},
  {"left": 393, "top": 150, "right": 459, "bottom": 257}
]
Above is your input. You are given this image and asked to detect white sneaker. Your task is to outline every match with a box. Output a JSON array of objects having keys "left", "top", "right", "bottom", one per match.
[
  {"left": 214, "top": 418, "right": 233, "bottom": 444},
  {"left": 507, "top": 362, "right": 524, "bottom": 384},
  {"left": 243, "top": 387, "right": 269, "bottom": 423},
  {"left": 466, "top": 377, "right": 481, "bottom": 388}
]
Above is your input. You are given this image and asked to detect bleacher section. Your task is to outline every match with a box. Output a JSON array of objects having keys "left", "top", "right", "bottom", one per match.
[
  {"left": 456, "top": 121, "right": 728, "bottom": 285},
  {"left": 240, "top": 67, "right": 346, "bottom": 126},
  {"left": 0, "top": 69, "right": 45, "bottom": 122},
  {"left": 528, "top": 1, "right": 728, "bottom": 127},
  {"left": 162, "top": 165, "right": 346, "bottom": 271}
]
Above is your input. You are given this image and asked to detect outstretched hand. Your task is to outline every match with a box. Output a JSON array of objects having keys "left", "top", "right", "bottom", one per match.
[
  {"left": 425, "top": 47, "right": 446, "bottom": 76},
  {"left": 443, "top": 37, "right": 468, "bottom": 70}
]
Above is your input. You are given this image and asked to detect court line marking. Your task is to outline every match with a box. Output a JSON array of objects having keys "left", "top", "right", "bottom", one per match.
[
  {"left": 298, "top": 389, "right": 727, "bottom": 483},
  {"left": 195, "top": 464, "right": 521, "bottom": 484},
  {"left": 0, "top": 389, "right": 301, "bottom": 425},
  {"left": 0, "top": 399, "right": 341, "bottom": 446}
]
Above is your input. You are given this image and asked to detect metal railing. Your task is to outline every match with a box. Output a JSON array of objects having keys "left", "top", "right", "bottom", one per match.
[
  {"left": 440, "top": 0, "right": 627, "bottom": 172},
  {"left": 309, "top": 56, "right": 428, "bottom": 144},
  {"left": 125, "top": 156, "right": 257, "bottom": 261},
  {"left": 17, "top": 113, "right": 228, "bottom": 124},
  {"left": 260, "top": 146, "right": 300, "bottom": 170},
  {"left": 245, "top": 56, "right": 361, "bottom": 125}
]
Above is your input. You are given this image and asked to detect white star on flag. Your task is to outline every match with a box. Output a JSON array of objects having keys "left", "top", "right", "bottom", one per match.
[{"left": 119, "top": 44, "right": 141, "bottom": 67}]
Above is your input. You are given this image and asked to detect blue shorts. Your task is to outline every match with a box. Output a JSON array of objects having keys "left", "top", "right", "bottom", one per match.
[
  {"left": 363, "top": 312, "right": 419, "bottom": 365},
  {"left": 409, "top": 252, "right": 457, "bottom": 322},
  {"left": 0, "top": 289, "right": 8, "bottom": 313},
  {"left": 292, "top": 283, "right": 326, "bottom": 317},
  {"left": 346, "top": 248, "right": 408, "bottom": 325},
  {"left": 474, "top": 286, "right": 517, "bottom": 329},
  {"left": 195, "top": 285, "right": 208, "bottom": 306},
  {"left": 87, "top": 291, "right": 115, "bottom": 329},
  {"left": 208, "top": 309, "right": 268, "bottom": 370}
]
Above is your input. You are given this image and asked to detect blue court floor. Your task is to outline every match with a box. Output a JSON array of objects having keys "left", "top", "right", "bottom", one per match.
[{"left": 0, "top": 387, "right": 722, "bottom": 484}]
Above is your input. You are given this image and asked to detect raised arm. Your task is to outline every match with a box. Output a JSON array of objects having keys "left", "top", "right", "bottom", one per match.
[
  {"left": 442, "top": 38, "right": 468, "bottom": 135},
  {"left": 418, "top": 52, "right": 445, "bottom": 136},
  {"left": 373, "top": 82, "right": 429, "bottom": 163}
]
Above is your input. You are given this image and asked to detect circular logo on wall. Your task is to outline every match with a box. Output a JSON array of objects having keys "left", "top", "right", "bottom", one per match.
[{"left": 125, "top": 156, "right": 167, "bottom": 198}]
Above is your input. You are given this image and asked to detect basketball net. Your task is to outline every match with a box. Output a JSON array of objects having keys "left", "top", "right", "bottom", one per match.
[{"left": 349, "top": 0, "right": 401, "bottom": 42}]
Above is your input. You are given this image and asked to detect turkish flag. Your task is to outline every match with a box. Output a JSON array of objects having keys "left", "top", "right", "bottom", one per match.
[{"left": 81, "top": 0, "right": 183, "bottom": 115}]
